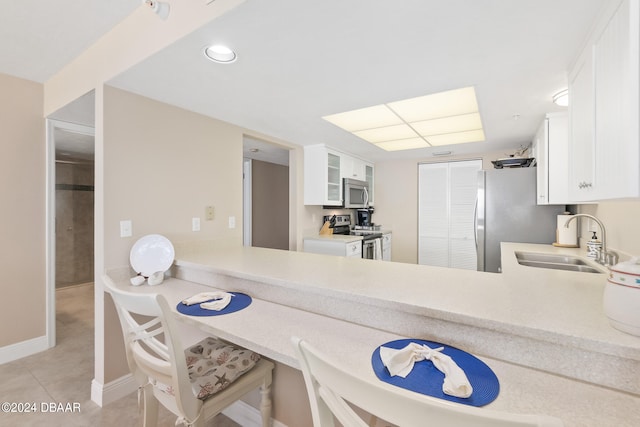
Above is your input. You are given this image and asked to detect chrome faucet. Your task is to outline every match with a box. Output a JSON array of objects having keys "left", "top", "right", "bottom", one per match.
[{"left": 564, "top": 214, "right": 618, "bottom": 267}]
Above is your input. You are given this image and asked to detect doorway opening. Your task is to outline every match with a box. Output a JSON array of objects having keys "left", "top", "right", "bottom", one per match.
[
  {"left": 46, "top": 92, "right": 95, "bottom": 348},
  {"left": 54, "top": 128, "right": 95, "bottom": 289},
  {"left": 242, "top": 136, "right": 290, "bottom": 250}
]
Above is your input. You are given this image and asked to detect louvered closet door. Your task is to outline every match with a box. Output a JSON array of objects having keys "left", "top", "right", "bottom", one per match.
[
  {"left": 418, "top": 162, "right": 448, "bottom": 266},
  {"left": 418, "top": 160, "right": 482, "bottom": 270}
]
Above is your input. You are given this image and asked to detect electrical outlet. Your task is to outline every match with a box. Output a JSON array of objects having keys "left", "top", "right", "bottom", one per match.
[
  {"left": 120, "top": 220, "right": 132, "bottom": 237},
  {"left": 192, "top": 217, "right": 201, "bottom": 231},
  {"left": 205, "top": 206, "right": 214, "bottom": 221}
]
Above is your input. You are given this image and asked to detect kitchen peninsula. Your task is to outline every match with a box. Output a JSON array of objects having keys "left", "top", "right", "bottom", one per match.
[{"left": 107, "top": 242, "right": 640, "bottom": 426}]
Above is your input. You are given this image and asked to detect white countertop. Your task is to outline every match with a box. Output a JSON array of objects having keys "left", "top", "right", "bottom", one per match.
[
  {"left": 303, "top": 233, "right": 363, "bottom": 243},
  {"left": 175, "top": 242, "right": 639, "bottom": 354},
  {"left": 107, "top": 240, "right": 640, "bottom": 425}
]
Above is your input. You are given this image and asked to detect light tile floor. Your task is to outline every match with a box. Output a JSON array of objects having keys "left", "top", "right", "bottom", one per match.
[{"left": 0, "top": 283, "right": 239, "bottom": 426}]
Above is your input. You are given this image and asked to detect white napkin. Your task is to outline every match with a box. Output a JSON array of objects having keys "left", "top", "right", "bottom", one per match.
[
  {"left": 379, "top": 342, "right": 473, "bottom": 398},
  {"left": 181, "top": 292, "right": 234, "bottom": 311}
]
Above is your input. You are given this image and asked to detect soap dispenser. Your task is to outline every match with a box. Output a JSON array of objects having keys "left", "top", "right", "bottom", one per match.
[{"left": 586, "top": 231, "right": 602, "bottom": 258}]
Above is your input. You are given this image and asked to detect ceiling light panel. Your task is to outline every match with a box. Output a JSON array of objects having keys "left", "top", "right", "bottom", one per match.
[
  {"left": 412, "top": 112, "right": 482, "bottom": 137},
  {"left": 387, "top": 87, "right": 479, "bottom": 122},
  {"left": 375, "top": 138, "right": 429, "bottom": 151},
  {"left": 322, "top": 86, "right": 485, "bottom": 151},
  {"left": 426, "top": 129, "right": 485, "bottom": 146},
  {"left": 354, "top": 124, "right": 419, "bottom": 143},
  {"left": 323, "top": 105, "right": 403, "bottom": 132}
]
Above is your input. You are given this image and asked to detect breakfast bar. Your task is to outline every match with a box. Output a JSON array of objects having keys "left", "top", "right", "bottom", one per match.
[{"left": 106, "top": 242, "right": 640, "bottom": 426}]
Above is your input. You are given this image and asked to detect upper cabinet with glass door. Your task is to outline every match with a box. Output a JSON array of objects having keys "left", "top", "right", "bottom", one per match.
[
  {"left": 568, "top": 0, "right": 640, "bottom": 200},
  {"left": 304, "top": 144, "right": 374, "bottom": 206}
]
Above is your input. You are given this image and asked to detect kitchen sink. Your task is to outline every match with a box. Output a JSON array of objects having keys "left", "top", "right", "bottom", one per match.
[{"left": 514, "top": 252, "right": 604, "bottom": 274}]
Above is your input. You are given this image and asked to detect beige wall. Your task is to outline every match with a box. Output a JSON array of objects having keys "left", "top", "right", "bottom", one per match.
[
  {"left": 251, "top": 160, "right": 289, "bottom": 250},
  {"left": 100, "top": 87, "right": 316, "bottom": 422},
  {"left": 579, "top": 201, "right": 640, "bottom": 258},
  {"left": 0, "top": 74, "right": 45, "bottom": 348},
  {"left": 101, "top": 86, "right": 246, "bottom": 380},
  {"left": 373, "top": 151, "right": 508, "bottom": 264}
]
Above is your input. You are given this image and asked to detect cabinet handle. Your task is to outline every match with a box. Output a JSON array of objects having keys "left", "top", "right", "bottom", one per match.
[{"left": 578, "top": 181, "right": 593, "bottom": 189}]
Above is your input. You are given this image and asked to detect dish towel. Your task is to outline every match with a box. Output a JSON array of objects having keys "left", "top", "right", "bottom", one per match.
[
  {"left": 181, "top": 292, "right": 234, "bottom": 311},
  {"left": 379, "top": 342, "right": 473, "bottom": 398},
  {"left": 374, "top": 238, "right": 383, "bottom": 260}
]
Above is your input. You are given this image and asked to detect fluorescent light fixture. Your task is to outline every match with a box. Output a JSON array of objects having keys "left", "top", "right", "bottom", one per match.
[
  {"left": 411, "top": 112, "right": 482, "bottom": 136},
  {"left": 387, "top": 87, "right": 479, "bottom": 122},
  {"left": 323, "top": 105, "right": 403, "bottom": 132},
  {"left": 553, "top": 89, "right": 568, "bottom": 106},
  {"left": 426, "top": 129, "right": 485, "bottom": 146},
  {"left": 375, "top": 138, "right": 429, "bottom": 151},
  {"left": 354, "top": 124, "right": 419, "bottom": 143},
  {"left": 204, "top": 45, "right": 237, "bottom": 63},
  {"left": 322, "top": 86, "right": 485, "bottom": 151}
]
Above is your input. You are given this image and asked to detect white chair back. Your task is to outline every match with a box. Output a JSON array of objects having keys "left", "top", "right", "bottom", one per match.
[
  {"left": 292, "top": 337, "right": 563, "bottom": 427},
  {"left": 105, "top": 277, "right": 202, "bottom": 422}
]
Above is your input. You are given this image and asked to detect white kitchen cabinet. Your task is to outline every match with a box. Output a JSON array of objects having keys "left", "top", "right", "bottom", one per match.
[
  {"left": 304, "top": 145, "right": 342, "bottom": 206},
  {"left": 303, "top": 237, "right": 362, "bottom": 258},
  {"left": 341, "top": 154, "right": 366, "bottom": 181},
  {"left": 304, "top": 144, "right": 375, "bottom": 206},
  {"left": 568, "top": 0, "right": 640, "bottom": 200},
  {"left": 365, "top": 163, "right": 374, "bottom": 206},
  {"left": 533, "top": 113, "right": 570, "bottom": 205},
  {"left": 382, "top": 232, "right": 392, "bottom": 261},
  {"left": 341, "top": 154, "right": 375, "bottom": 204},
  {"left": 568, "top": 42, "right": 595, "bottom": 200}
]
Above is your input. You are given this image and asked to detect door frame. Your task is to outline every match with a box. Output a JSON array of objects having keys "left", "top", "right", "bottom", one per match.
[
  {"left": 46, "top": 119, "right": 95, "bottom": 348},
  {"left": 242, "top": 158, "right": 252, "bottom": 247}
]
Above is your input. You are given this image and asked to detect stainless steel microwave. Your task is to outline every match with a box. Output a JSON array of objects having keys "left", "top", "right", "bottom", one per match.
[{"left": 343, "top": 178, "right": 369, "bottom": 208}]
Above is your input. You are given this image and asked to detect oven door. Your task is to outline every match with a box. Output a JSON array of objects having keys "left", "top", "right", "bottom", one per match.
[{"left": 362, "top": 237, "right": 382, "bottom": 259}]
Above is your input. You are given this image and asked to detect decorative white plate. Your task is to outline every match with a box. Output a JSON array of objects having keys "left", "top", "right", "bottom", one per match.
[{"left": 129, "top": 234, "right": 175, "bottom": 277}]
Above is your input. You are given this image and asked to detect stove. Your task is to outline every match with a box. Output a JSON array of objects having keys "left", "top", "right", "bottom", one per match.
[{"left": 323, "top": 215, "right": 383, "bottom": 241}]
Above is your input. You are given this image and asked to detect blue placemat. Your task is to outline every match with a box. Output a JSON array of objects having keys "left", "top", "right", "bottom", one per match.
[
  {"left": 371, "top": 339, "right": 499, "bottom": 407},
  {"left": 176, "top": 293, "right": 252, "bottom": 316}
]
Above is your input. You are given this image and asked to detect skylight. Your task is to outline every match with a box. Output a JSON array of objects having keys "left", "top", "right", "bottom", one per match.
[{"left": 323, "top": 87, "right": 485, "bottom": 151}]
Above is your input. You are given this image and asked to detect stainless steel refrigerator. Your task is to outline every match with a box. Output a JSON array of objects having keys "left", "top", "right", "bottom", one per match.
[{"left": 476, "top": 167, "right": 565, "bottom": 273}]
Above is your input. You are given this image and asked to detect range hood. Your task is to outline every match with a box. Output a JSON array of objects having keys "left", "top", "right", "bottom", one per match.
[{"left": 491, "top": 156, "right": 534, "bottom": 169}]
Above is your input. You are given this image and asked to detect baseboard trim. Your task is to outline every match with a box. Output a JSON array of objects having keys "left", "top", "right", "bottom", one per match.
[
  {"left": 91, "top": 374, "right": 138, "bottom": 407},
  {"left": 0, "top": 335, "right": 49, "bottom": 365},
  {"left": 223, "top": 400, "right": 287, "bottom": 427}
]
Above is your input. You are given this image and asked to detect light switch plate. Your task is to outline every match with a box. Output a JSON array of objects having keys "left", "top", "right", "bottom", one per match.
[
  {"left": 228, "top": 216, "right": 236, "bottom": 229},
  {"left": 192, "top": 217, "right": 201, "bottom": 231},
  {"left": 120, "top": 220, "right": 132, "bottom": 237}
]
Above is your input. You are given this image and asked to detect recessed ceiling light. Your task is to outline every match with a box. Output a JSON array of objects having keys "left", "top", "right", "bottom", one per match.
[
  {"left": 553, "top": 89, "right": 568, "bottom": 106},
  {"left": 322, "top": 86, "right": 485, "bottom": 152},
  {"left": 204, "top": 45, "right": 237, "bottom": 63}
]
